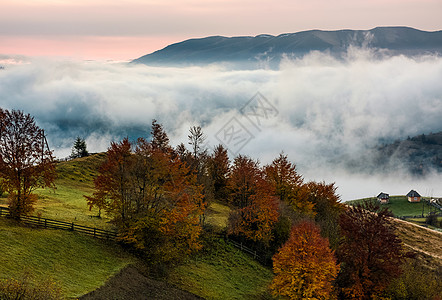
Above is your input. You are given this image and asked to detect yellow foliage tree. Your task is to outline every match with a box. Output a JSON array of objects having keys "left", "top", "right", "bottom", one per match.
[{"left": 270, "top": 220, "right": 339, "bottom": 300}]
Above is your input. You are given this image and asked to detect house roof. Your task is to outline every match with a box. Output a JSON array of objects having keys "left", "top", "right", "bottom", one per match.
[
  {"left": 407, "top": 190, "right": 421, "bottom": 197},
  {"left": 377, "top": 192, "right": 389, "bottom": 199}
]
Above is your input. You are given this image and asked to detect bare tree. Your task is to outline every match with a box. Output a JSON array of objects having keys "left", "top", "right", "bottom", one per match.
[
  {"left": 0, "top": 108, "right": 55, "bottom": 219},
  {"left": 188, "top": 125, "right": 206, "bottom": 159}
]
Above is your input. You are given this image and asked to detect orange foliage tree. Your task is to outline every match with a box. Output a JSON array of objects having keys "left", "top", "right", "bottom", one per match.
[
  {"left": 227, "top": 155, "right": 279, "bottom": 243},
  {"left": 85, "top": 120, "right": 205, "bottom": 265},
  {"left": 270, "top": 220, "right": 339, "bottom": 300},
  {"left": 0, "top": 108, "right": 55, "bottom": 219},
  {"left": 125, "top": 136, "right": 205, "bottom": 263},
  {"left": 265, "top": 153, "right": 314, "bottom": 216}
]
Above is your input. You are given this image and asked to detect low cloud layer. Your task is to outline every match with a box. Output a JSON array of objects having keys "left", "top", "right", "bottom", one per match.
[{"left": 1, "top": 50, "right": 442, "bottom": 200}]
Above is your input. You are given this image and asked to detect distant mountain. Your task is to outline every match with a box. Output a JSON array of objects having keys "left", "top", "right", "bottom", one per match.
[
  {"left": 373, "top": 132, "right": 442, "bottom": 176},
  {"left": 343, "top": 132, "right": 442, "bottom": 176},
  {"left": 133, "top": 27, "right": 442, "bottom": 68}
]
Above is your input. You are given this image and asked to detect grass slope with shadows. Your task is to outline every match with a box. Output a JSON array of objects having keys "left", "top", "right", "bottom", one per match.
[
  {"left": 0, "top": 217, "right": 135, "bottom": 299},
  {"left": 168, "top": 234, "right": 273, "bottom": 300}
]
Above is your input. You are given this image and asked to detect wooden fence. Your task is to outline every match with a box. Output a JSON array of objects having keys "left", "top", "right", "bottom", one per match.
[
  {"left": 226, "top": 238, "right": 262, "bottom": 261},
  {"left": 0, "top": 206, "right": 117, "bottom": 240}
]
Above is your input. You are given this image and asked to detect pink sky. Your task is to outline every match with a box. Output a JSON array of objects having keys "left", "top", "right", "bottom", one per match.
[{"left": 1, "top": 0, "right": 442, "bottom": 60}]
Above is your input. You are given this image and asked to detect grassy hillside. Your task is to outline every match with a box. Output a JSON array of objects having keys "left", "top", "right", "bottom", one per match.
[
  {"left": 347, "top": 196, "right": 435, "bottom": 217},
  {"left": 0, "top": 153, "right": 113, "bottom": 229},
  {"left": 0, "top": 218, "right": 135, "bottom": 299},
  {"left": 169, "top": 237, "right": 273, "bottom": 300},
  {"left": 36, "top": 153, "right": 113, "bottom": 228},
  {"left": 3, "top": 154, "right": 439, "bottom": 299},
  {"left": 393, "top": 218, "right": 442, "bottom": 272},
  {"left": 0, "top": 154, "right": 274, "bottom": 299},
  {"left": 347, "top": 196, "right": 442, "bottom": 270}
]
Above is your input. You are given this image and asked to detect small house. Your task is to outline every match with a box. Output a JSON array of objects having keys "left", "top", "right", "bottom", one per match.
[
  {"left": 407, "top": 190, "right": 421, "bottom": 202},
  {"left": 377, "top": 192, "right": 390, "bottom": 204}
]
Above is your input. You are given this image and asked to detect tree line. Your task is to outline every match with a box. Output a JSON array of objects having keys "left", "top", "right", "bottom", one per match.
[{"left": 1, "top": 108, "right": 440, "bottom": 299}]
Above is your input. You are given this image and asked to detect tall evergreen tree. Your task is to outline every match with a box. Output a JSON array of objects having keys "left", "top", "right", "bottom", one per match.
[{"left": 70, "top": 136, "right": 89, "bottom": 158}]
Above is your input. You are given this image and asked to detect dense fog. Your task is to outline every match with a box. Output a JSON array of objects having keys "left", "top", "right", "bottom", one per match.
[{"left": 1, "top": 48, "right": 441, "bottom": 200}]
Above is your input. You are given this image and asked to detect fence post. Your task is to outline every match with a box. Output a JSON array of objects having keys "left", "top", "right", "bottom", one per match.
[
  {"left": 94, "top": 228, "right": 96, "bottom": 238},
  {"left": 71, "top": 222, "right": 74, "bottom": 231},
  {"left": 45, "top": 219, "right": 47, "bottom": 228}
]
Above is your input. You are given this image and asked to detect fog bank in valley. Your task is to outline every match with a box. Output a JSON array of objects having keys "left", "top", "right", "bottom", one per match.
[{"left": 1, "top": 49, "right": 441, "bottom": 200}]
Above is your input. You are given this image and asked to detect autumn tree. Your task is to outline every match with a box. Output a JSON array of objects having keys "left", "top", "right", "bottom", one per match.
[
  {"left": 85, "top": 138, "right": 134, "bottom": 221},
  {"left": 208, "top": 144, "right": 230, "bottom": 202},
  {"left": 265, "top": 153, "right": 303, "bottom": 203},
  {"left": 304, "top": 181, "right": 343, "bottom": 248},
  {"left": 85, "top": 121, "right": 206, "bottom": 266},
  {"left": 123, "top": 139, "right": 205, "bottom": 265},
  {"left": 0, "top": 273, "right": 63, "bottom": 300},
  {"left": 265, "top": 153, "right": 314, "bottom": 217},
  {"left": 270, "top": 220, "right": 339, "bottom": 300},
  {"left": 175, "top": 142, "right": 192, "bottom": 165},
  {"left": 335, "top": 201, "right": 405, "bottom": 299},
  {"left": 70, "top": 136, "right": 88, "bottom": 159},
  {"left": 263, "top": 154, "right": 313, "bottom": 252},
  {"left": 227, "top": 155, "right": 279, "bottom": 243},
  {"left": 0, "top": 108, "right": 55, "bottom": 219}
]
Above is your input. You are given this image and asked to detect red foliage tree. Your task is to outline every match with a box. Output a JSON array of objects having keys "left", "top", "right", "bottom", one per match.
[
  {"left": 85, "top": 138, "right": 134, "bottom": 222},
  {"left": 270, "top": 220, "right": 339, "bottom": 299},
  {"left": 336, "top": 201, "right": 405, "bottom": 299},
  {"left": 0, "top": 108, "right": 55, "bottom": 219}
]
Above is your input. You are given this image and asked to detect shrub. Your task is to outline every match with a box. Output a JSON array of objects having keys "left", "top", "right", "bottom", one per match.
[
  {"left": 0, "top": 273, "right": 63, "bottom": 300},
  {"left": 425, "top": 212, "right": 439, "bottom": 227},
  {"left": 384, "top": 259, "right": 442, "bottom": 300}
]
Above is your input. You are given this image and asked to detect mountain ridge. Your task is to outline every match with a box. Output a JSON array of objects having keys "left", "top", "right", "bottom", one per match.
[
  {"left": 133, "top": 27, "right": 442, "bottom": 68},
  {"left": 374, "top": 131, "right": 442, "bottom": 176}
]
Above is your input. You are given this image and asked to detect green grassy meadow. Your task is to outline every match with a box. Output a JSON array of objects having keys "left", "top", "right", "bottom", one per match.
[
  {"left": 169, "top": 237, "right": 273, "bottom": 300},
  {"left": 348, "top": 195, "right": 436, "bottom": 217},
  {"left": 0, "top": 153, "right": 113, "bottom": 229},
  {"left": 0, "top": 218, "right": 135, "bottom": 298}
]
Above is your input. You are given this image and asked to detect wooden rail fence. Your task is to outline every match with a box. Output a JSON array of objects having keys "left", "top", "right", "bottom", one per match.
[
  {"left": 226, "top": 238, "right": 262, "bottom": 261},
  {"left": 0, "top": 206, "right": 117, "bottom": 240}
]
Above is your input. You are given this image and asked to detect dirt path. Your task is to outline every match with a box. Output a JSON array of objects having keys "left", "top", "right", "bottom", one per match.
[{"left": 79, "top": 265, "right": 204, "bottom": 300}]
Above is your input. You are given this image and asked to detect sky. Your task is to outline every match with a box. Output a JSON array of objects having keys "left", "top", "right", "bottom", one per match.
[{"left": 1, "top": 0, "right": 442, "bottom": 60}]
